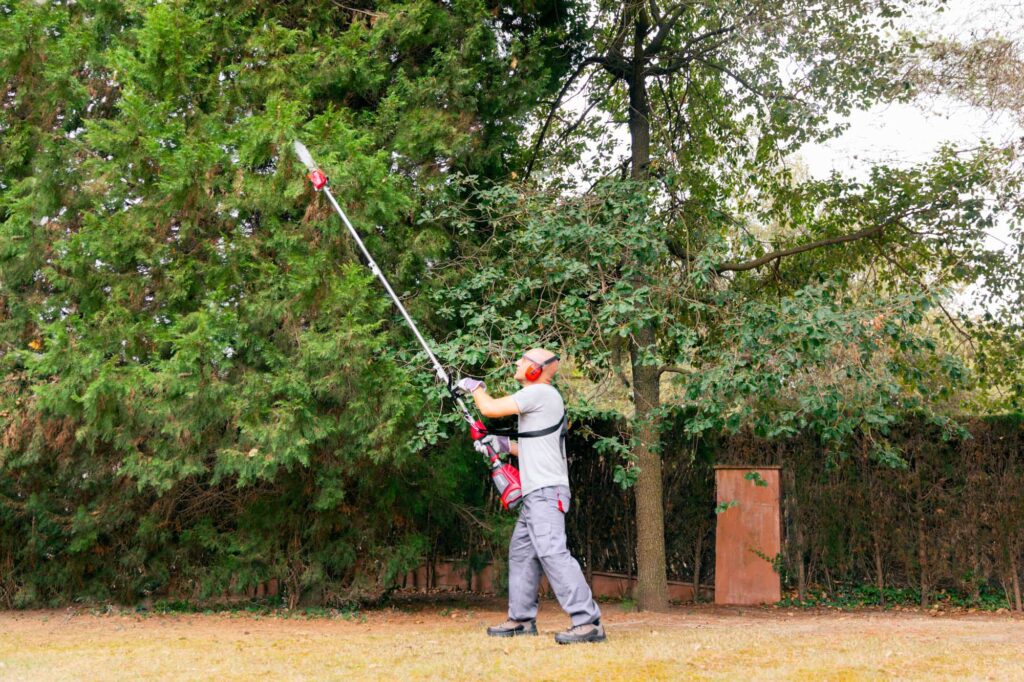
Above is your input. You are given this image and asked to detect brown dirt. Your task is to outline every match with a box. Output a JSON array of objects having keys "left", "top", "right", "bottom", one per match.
[{"left": 1, "top": 599, "right": 1022, "bottom": 680}]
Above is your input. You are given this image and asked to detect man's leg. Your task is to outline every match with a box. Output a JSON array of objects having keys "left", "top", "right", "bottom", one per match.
[
  {"left": 527, "top": 486, "right": 603, "bottom": 639},
  {"left": 507, "top": 502, "right": 543, "bottom": 622},
  {"left": 487, "top": 501, "right": 542, "bottom": 637}
]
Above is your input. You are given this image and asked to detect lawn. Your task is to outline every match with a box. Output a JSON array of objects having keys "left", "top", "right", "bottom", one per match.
[{"left": 1, "top": 598, "right": 1021, "bottom": 680}]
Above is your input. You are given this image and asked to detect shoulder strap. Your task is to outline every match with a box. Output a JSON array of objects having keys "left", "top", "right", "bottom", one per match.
[{"left": 486, "top": 413, "right": 567, "bottom": 439}]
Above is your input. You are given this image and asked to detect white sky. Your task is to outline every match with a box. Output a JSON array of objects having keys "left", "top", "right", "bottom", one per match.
[
  {"left": 799, "top": 0, "right": 1023, "bottom": 181},
  {"left": 796, "top": 1, "right": 1022, "bottom": 318},
  {"left": 798, "top": 102, "right": 1018, "bottom": 181}
]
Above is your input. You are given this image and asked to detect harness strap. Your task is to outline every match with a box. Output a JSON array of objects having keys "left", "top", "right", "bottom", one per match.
[{"left": 486, "top": 413, "right": 567, "bottom": 439}]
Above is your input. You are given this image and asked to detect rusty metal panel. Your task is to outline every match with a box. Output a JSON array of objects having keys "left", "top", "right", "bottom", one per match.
[{"left": 714, "top": 466, "right": 782, "bottom": 605}]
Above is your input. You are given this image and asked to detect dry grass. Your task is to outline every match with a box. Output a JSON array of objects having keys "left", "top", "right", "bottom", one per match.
[{"left": 1, "top": 599, "right": 1022, "bottom": 681}]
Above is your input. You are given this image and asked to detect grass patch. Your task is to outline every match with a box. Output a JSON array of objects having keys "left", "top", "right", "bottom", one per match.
[{"left": 2, "top": 604, "right": 1023, "bottom": 680}]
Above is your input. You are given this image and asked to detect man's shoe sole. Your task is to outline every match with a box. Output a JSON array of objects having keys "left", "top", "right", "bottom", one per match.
[
  {"left": 487, "top": 626, "right": 537, "bottom": 638},
  {"left": 555, "top": 632, "right": 607, "bottom": 644}
]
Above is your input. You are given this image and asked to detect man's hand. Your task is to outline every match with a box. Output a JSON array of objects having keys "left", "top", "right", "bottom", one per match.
[
  {"left": 455, "top": 377, "right": 485, "bottom": 395},
  {"left": 477, "top": 432, "right": 512, "bottom": 454},
  {"left": 474, "top": 434, "right": 511, "bottom": 457}
]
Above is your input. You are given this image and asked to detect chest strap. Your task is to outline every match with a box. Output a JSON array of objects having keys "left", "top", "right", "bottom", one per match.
[{"left": 486, "top": 413, "right": 566, "bottom": 439}]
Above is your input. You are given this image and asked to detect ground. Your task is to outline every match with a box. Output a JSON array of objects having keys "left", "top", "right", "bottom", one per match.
[{"left": 1, "top": 597, "right": 1022, "bottom": 681}]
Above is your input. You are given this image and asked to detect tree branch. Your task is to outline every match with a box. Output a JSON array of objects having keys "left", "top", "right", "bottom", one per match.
[
  {"left": 694, "top": 55, "right": 778, "bottom": 98},
  {"left": 647, "top": 20, "right": 734, "bottom": 59},
  {"left": 547, "top": 80, "right": 616, "bottom": 153},
  {"left": 872, "top": 242, "right": 977, "bottom": 349},
  {"left": 524, "top": 57, "right": 603, "bottom": 178},
  {"left": 715, "top": 224, "right": 885, "bottom": 273},
  {"left": 605, "top": 6, "right": 633, "bottom": 71},
  {"left": 643, "top": 3, "right": 691, "bottom": 57},
  {"left": 647, "top": 0, "right": 662, "bottom": 24}
]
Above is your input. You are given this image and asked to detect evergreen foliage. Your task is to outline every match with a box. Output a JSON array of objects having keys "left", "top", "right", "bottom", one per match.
[{"left": 0, "top": 0, "right": 577, "bottom": 606}]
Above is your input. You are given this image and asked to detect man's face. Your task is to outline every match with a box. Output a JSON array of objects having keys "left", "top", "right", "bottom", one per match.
[
  {"left": 513, "top": 354, "right": 529, "bottom": 383},
  {"left": 513, "top": 353, "right": 540, "bottom": 383}
]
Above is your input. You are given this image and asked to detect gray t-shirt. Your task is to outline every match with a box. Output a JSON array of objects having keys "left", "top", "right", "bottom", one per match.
[{"left": 511, "top": 384, "right": 568, "bottom": 496}]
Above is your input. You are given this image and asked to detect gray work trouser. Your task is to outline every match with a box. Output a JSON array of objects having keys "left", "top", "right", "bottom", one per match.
[{"left": 507, "top": 485, "right": 601, "bottom": 626}]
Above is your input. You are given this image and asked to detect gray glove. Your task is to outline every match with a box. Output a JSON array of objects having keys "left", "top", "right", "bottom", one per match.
[
  {"left": 474, "top": 435, "right": 511, "bottom": 458},
  {"left": 455, "top": 377, "right": 485, "bottom": 395}
]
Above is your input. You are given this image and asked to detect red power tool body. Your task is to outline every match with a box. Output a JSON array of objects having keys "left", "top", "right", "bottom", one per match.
[{"left": 471, "top": 420, "right": 523, "bottom": 510}]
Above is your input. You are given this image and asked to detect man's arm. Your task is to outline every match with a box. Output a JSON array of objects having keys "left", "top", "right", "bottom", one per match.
[{"left": 469, "top": 387, "right": 521, "bottom": 419}]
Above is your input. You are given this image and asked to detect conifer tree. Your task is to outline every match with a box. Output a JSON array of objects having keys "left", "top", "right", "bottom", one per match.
[{"left": 0, "top": 0, "right": 579, "bottom": 605}]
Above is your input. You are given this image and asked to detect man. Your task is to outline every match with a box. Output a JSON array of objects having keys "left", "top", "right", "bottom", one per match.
[{"left": 456, "top": 349, "right": 605, "bottom": 645}]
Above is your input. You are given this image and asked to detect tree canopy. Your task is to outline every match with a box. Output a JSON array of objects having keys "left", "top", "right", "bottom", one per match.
[
  {"left": 0, "top": 0, "right": 1020, "bottom": 610},
  {"left": 438, "top": 0, "right": 1023, "bottom": 609}
]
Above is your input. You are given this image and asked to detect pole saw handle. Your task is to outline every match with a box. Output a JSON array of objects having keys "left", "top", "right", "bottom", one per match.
[{"left": 470, "top": 420, "right": 498, "bottom": 460}]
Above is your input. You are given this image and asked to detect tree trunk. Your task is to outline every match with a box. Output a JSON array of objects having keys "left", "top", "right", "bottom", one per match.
[
  {"left": 781, "top": 457, "right": 807, "bottom": 600},
  {"left": 631, "top": 325, "right": 668, "bottom": 611},
  {"left": 692, "top": 522, "right": 704, "bottom": 602},
  {"left": 625, "top": 2, "right": 669, "bottom": 614},
  {"left": 627, "top": 20, "right": 651, "bottom": 184}
]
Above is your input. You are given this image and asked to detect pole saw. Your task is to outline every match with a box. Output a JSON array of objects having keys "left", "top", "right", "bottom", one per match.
[{"left": 293, "top": 140, "right": 523, "bottom": 511}]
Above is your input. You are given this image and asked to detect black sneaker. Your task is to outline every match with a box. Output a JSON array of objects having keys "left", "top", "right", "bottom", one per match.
[
  {"left": 486, "top": 619, "right": 538, "bottom": 637},
  {"left": 554, "top": 620, "right": 606, "bottom": 644}
]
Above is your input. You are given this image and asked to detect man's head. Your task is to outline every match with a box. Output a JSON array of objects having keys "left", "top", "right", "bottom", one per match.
[{"left": 514, "top": 348, "right": 560, "bottom": 385}]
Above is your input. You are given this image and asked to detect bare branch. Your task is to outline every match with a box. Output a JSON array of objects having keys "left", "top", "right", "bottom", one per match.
[
  {"left": 642, "top": 36, "right": 731, "bottom": 77},
  {"left": 524, "top": 58, "right": 602, "bottom": 178},
  {"left": 331, "top": 1, "right": 387, "bottom": 19},
  {"left": 691, "top": 55, "right": 761, "bottom": 93},
  {"left": 643, "top": 3, "right": 690, "bottom": 56},
  {"left": 606, "top": 5, "right": 633, "bottom": 66},
  {"left": 548, "top": 81, "right": 617, "bottom": 153},
  {"left": 584, "top": 158, "right": 632, "bottom": 195}
]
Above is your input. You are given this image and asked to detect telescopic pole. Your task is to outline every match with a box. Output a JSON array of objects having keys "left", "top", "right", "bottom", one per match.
[
  {"left": 293, "top": 140, "right": 524, "bottom": 510},
  {"left": 292, "top": 140, "right": 476, "bottom": 426}
]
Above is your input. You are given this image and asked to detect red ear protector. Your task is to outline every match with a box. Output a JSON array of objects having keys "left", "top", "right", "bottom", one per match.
[{"left": 523, "top": 353, "right": 560, "bottom": 382}]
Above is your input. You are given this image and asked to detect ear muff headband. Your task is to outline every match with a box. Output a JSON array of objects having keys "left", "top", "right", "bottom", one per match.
[{"left": 523, "top": 354, "right": 560, "bottom": 382}]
